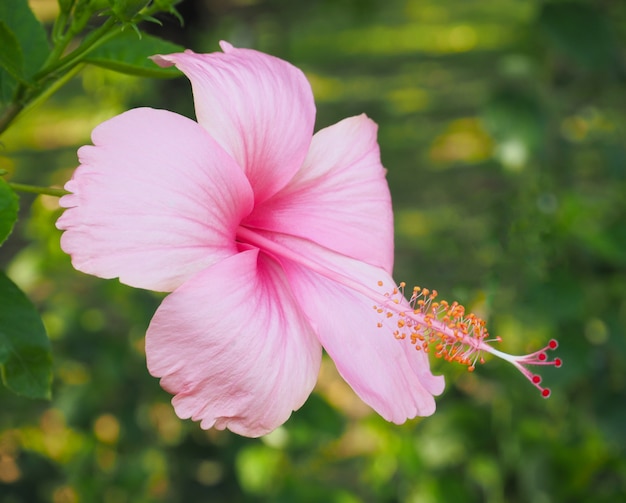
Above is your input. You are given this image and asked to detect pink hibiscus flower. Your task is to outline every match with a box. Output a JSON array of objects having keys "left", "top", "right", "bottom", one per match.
[{"left": 56, "top": 42, "right": 560, "bottom": 437}]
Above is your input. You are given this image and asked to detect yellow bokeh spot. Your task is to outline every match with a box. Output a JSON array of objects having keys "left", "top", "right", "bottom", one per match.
[
  {"left": 585, "top": 318, "right": 609, "bottom": 345},
  {"left": 96, "top": 446, "right": 118, "bottom": 473},
  {"left": 93, "top": 414, "right": 121, "bottom": 444},
  {"left": 42, "top": 312, "right": 67, "bottom": 341},
  {"left": 28, "top": 0, "right": 59, "bottom": 22},
  {"left": 429, "top": 118, "right": 493, "bottom": 165},
  {"left": 0, "top": 431, "right": 22, "bottom": 483},
  {"left": 236, "top": 445, "right": 284, "bottom": 495},
  {"left": 80, "top": 308, "right": 106, "bottom": 332},
  {"left": 196, "top": 460, "right": 224, "bottom": 486},
  {"left": 561, "top": 115, "right": 589, "bottom": 142},
  {"left": 142, "top": 448, "right": 169, "bottom": 497},
  {"left": 405, "top": 2, "right": 448, "bottom": 23},
  {"left": 395, "top": 209, "right": 430, "bottom": 239},
  {"left": 0, "top": 455, "right": 21, "bottom": 483},
  {"left": 149, "top": 402, "right": 183, "bottom": 446},
  {"left": 52, "top": 485, "right": 79, "bottom": 503},
  {"left": 386, "top": 87, "right": 430, "bottom": 114},
  {"left": 442, "top": 25, "right": 477, "bottom": 53},
  {"left": 306, "top": 72, "right": 344, "bottom": 102},
  {"left": 0, "top": 156, "right": 15, "bottom": 176},
  {"left": 57, "top": 360, "right": 91, "bottom": 386},
  {"left": 19, "top": 409, "right": 84, "bottom": 464}
]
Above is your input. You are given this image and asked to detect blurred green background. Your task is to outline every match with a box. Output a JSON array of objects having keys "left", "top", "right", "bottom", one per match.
[{"left": 1, "top": 0, "right": 625, "bottom": 501}]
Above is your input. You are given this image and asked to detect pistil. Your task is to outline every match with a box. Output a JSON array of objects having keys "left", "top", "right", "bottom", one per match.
[
  {"left": 236, "top": 226, "right": 561, "bottom": 397},
  {"left": 374, "top": 283, "right": 562, "bottom": 397}
]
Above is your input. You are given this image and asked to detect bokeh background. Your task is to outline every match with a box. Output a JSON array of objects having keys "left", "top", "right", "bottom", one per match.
[{"left": 1, "top": 0, "right": 625, "bottom": 501}]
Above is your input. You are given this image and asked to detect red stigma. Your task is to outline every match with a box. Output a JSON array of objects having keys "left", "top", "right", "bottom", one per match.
[{"left": 375, "top": 282, "right": 562, "bottom": 400}]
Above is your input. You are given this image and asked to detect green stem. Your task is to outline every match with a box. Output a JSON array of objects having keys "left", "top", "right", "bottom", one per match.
[
  {"left": 0, "top": 81, "right": 30, "bottom": 135},
  {"left": 0, "top": 19, "right": 120, "bottom": 136},
  {"left": 8, "top": 183, "right": 70, "bottom": 198},
  {"left": 0, "top": 3, "right": 168, "bottom": 138},
  {"left": 43, "top": 1, "right": 97, "bottom": 70},
  {"left": 0, "top": 102, "right": 24, "bottom": 136},
  {"left": 37, "top": 18, "right": 120, "bottom": 79},
  {"left": 23, "top": 65, "right": 85, "bottom": 118},
  {"left": 0, "top": 64, "right": 84, "bottom": 136}
]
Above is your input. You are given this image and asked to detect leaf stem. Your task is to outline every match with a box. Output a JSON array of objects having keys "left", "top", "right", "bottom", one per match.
[
  {"left": 0, "top": 103, "right": 24, "bottom": 136},
  {"left": 0, "top": 2, "right": 173, "bottom": 138},
  {"left": 37, "top": 18, "right": 121, "bottom": 79},
  {"left": 7, "top": 183, "right": 69, "bottom": 198}
]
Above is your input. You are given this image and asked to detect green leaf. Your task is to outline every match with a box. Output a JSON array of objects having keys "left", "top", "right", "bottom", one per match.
[
  {"left": 0, "top": 0, "right": 50, "bottom": 104},
  {"left": 0, "top": 178, "right": 19, "bottom": 246},
  {"left": 84, "top": 31, "right": 185, "bottom": 78},
  {"left": 0, "top": 271, "right": 52, "bottom": 399},
  {"left": 0, "top": 68, "right": 17, "bottom": 105},
  {"left": 0, "top": 21, "right": 25, "bottom": 83},
  {"left": 0, "top": 0, "right": 49, "bottom": 77}
]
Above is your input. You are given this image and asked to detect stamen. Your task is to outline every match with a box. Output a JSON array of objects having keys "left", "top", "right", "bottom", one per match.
[
  {"left": 234, "top": 227, "right": 560, "bottom": 397},
  {"left": 375, "top": 283, "right": 562, "bottom": 398}
]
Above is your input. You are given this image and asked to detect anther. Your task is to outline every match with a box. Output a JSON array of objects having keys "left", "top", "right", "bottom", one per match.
[{"left": 375, "top": 281, "right": 562, "bottom": 399}]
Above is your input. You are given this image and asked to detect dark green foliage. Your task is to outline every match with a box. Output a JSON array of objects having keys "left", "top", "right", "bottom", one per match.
[
  {"left": 0, "top": 178, "right": 18, "bottom": 245},
  {"left": 0, "top": 271, "right": 52, "bottom": 399},
  {"left": 85, "top": 31, "right": 185, "bottom": 78},
  {"left": 0, "top": 0, "right": 49, "bottom": 103}
]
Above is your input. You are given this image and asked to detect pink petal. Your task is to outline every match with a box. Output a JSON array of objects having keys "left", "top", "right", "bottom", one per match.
[
  {"left": 153, "top": 42, "right": 316, "bottom": 204},
  {"left": 275, "top": 234, "right": 445, "bottom": 421},
  {"left": 146, "top": 250, "right": 322, "bottom": 437},
  {"left": 244, "top": 114, "right": 394, "bottom": 273},
  {"left": 56, "top": 108, "right": 254, "bottom": 292}
]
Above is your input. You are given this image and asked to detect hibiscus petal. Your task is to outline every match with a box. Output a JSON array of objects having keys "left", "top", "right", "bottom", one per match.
[
  {"left": 146, "top": 249, "right": 322, "bottom": 437},
  {"left": 274, "top": 234, "right": 445, "bottom": 422},
  {"left": 153, "top": 42, "right": 316, "bottom": 203},
  {"left": 56, "top": 108, "right": 254, "bottom": 292},
  {"left": 245, "top": 114, "right": 394, "bottom": 272}
]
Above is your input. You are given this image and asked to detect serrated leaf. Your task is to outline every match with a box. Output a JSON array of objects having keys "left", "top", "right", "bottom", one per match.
[
  {"left": 0, "top": 21, "right": 25, "bottom": 83},
  {"left": 0, "top": 271, "right": 52, "bottom": 399},
  {"left": 85, "top": 31, "right": 184, "bottom": 78},
  {"left": 0, "top": 178, "right": 19, "bottom": 246}
]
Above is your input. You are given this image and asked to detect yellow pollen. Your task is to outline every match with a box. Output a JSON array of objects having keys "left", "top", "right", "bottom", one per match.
[{"left": 376, "top": 281, "right": 492, "bottom": 374}]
